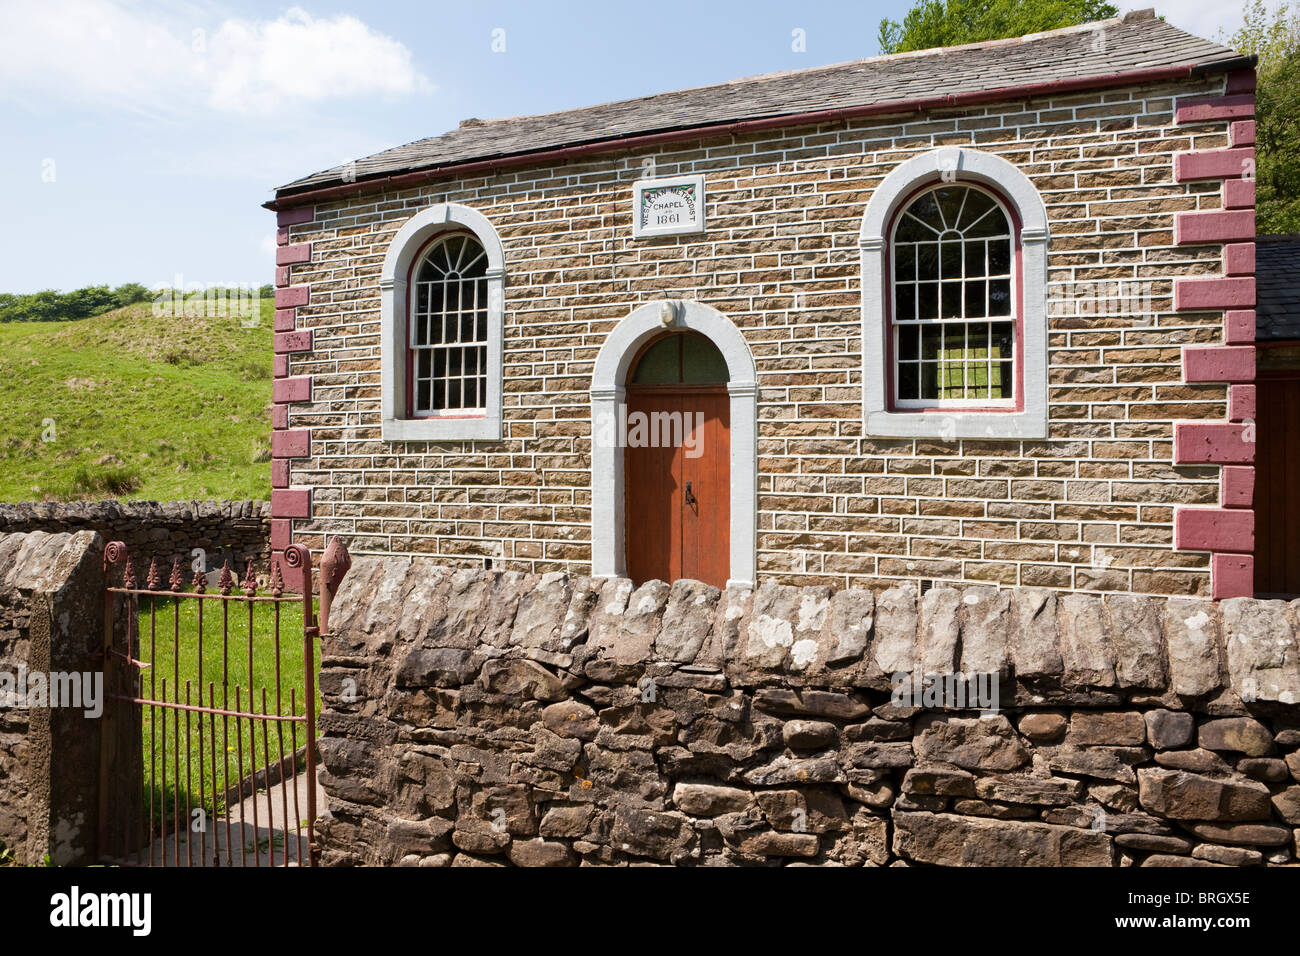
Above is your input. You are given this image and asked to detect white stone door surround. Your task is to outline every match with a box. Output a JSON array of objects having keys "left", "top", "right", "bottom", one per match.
[{"left": 590, "top": 299, "right": 758, "bottom": 589}]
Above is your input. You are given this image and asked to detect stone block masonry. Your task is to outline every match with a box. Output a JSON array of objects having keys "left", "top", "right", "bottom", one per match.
[
  {"left": 0, "top": 530, "right": 106, "bottom": 864},
  {"left": 277, "top": 71, "right": 1249, "bottom": 599},
  {"left": 316, "top": 561, "right": 1300, "bottom": 867}
]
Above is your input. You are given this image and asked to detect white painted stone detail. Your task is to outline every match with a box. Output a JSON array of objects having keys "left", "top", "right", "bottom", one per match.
[
  {"left": 379, "top": 203, "right": 506, "bottom": 442},
  {"left": 858, "top": 147, "right": 1049, "bottom": 439},
  {"left": 590, "top": 299, "right": 758, "bottom": 589}
]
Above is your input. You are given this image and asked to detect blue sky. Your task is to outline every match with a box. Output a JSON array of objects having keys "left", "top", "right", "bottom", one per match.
[{"left": 1, "top": 0, "right": 1245, "bottom": 293}]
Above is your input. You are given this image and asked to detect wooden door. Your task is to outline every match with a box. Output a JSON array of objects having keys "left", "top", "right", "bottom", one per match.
[
  {"left": 625, "top": 388, "right": 730, "bottom": 588},
  {"left": 1256, "top": 373, "right": 1300, "bottom": 596}
]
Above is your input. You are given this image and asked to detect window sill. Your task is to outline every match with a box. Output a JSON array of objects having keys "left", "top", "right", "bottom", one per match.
[
  {"left": 866, "top": 408, "right": 1046, "bottom": 440},
  {"left": 382, "top": 416, "right": 502, "bottom": 442}
]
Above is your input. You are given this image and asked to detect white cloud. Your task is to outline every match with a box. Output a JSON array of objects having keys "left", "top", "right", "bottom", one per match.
[
  {"left": 0, "top": 1, "right": 191, "bottom": 117},
  {"left": 260, "top": 233, "right": 278, "bottom": 260},
  {"left": 205, "top": 7, "right": 433, "bottom": 113},
  {"left": 0, "top": 1, "right": 433, "bottom": 116}
]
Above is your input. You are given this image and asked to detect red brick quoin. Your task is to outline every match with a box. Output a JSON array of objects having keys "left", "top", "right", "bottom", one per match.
[
  {"left": 1171, "top": 70, "right": 1258, "bottom": 598},
  {"left": 271, "top": 205, "right": 315, "bottom": 590}
]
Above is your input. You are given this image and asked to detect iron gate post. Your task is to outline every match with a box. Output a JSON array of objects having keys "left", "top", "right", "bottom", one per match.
[
  {"left": 285, "top": 544, "right": 317, "bottom": 866},
  {"left": 98, "top": 541, "right": 129, "bottom": 862}
]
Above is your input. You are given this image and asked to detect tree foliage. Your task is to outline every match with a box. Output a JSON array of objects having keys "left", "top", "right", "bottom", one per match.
[
  {"left": 878, "top": 0, "right": 1118, "bottom": 55},
  {"left": 1222, "top": 0, "right": 1300, "bottom": 233},
  {"left": 1223, "top": 0, "right": 1300, "bottom": 72},
  {"left": 0, "top": 283, "right": 152, "bottom": 323},
  {"left": 1255, "top": 50, "right": 1300, "bottom": 232}
]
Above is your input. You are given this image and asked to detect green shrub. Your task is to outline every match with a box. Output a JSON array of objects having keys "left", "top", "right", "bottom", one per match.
[{"left": 65, "top": 463, "right": 143, "bottom": 498}]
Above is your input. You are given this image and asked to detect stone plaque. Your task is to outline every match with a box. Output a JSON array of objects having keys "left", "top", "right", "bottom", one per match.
[{"left": 632, "top": 175, "right": 706, "bottom": 238}]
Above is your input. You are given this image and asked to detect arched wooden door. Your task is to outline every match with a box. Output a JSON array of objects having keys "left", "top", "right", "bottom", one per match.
[{"left": 624, "top": 332, "right": 731, "bottom": 588}]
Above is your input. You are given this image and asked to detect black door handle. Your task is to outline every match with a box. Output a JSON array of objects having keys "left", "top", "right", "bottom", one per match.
[{"left": 684, "top": 481, "right": 697, "bottom": 507}]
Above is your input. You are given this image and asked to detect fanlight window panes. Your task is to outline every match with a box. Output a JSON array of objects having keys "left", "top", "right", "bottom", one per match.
[
  {"left": 410, "top": 234, "right": 489, "bottom": 415},
  {"left": 892, "top": 185, "right": 1015, "bottom": 406},
  {"left": 631, "top": 332, "right": 730, "bottom": 385}
]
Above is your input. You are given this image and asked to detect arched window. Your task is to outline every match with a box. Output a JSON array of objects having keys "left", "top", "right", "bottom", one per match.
[
  {"left": 890, "top": 183, "right": 1017, "bottom": 408},
  {"left": 379, "top": 203, "right": 505, "bottom": 441},
  {"left": 860, "top": 147, "right": 1048, "bottom": 440},
  {"left": 409, "top": 233, "right": 489, "bottom": 415}
]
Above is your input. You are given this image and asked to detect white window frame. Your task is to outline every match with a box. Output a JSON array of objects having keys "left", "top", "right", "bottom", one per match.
[
  {"left": 380, "top": 203, "right": 505, "bottom": 442},
  {"left": 860, "top": 147, "right": 1049, "bottom": 440}
]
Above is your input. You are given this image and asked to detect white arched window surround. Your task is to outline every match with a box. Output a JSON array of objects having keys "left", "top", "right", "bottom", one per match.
[
  {"left": 860, "top": 147, "right": 1049, "bottom": 439},
  {"left": 380, "top": 203, "right": 506, "bottom": 441},
  {"left": 590, "top": 300, "right": 758, "bottom": 589}
]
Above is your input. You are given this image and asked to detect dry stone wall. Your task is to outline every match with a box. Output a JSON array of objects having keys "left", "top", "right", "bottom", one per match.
[
  {"left": 317, "top": 559, "right": 1300, "bottom": 867},
  {"left": 0, "top": 500, "right": 270, "bottom": 575}
]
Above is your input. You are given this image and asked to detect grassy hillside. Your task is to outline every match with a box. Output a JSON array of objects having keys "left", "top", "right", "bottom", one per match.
[{"left": 0, "top": 299, "right": 275, "bottom": 502}]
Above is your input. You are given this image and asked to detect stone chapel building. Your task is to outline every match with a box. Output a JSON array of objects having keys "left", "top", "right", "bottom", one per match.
[{"left": 264, "top": 9, "right": 1273, "bottom": 601}]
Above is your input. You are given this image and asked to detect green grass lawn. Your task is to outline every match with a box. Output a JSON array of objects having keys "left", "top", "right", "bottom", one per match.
[
  {"left": 133, "top": 592, "right": 318, "bottom": 832},
  {"left": 0, "top": 298, "right": 274, "bottom": 501}
]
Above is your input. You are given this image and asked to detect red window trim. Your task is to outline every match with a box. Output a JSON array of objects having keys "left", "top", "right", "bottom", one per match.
[
  {"left": 884, "top": 179, "right": 1026, "bottom": 414},
  {"left": 404, "top": 227, "right": 490, "bottom": 421}
]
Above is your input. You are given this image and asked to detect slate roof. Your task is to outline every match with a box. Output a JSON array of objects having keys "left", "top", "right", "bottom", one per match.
[
  {"left": 274, "top": 9, "right": 1247, "bottom": 200},
  {"left": 1257, "top": 235, "right": 1300, "bottom": 342}
]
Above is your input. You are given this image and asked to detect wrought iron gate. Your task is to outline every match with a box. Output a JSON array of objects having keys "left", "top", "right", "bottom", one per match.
[{"left": 98, "top": 539, "right": 350, "bottom": 867}]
